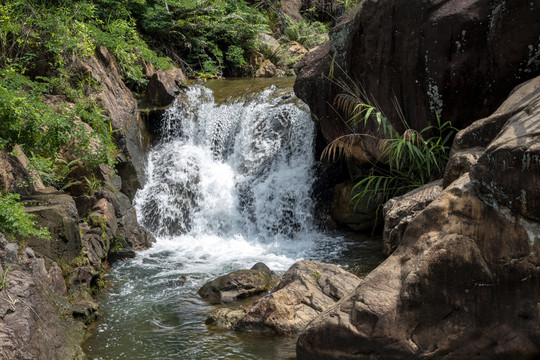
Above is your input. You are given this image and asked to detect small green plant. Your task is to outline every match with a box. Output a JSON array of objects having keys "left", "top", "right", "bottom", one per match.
[
  {"left": 281, "top": 17, "right": 328, "bottom": 50},
  {"left": 83, "top": 174, "right": 102, "bottom": 196},
  {"left": 0, "top": 192, "right": 50, "bottom": 240},
  {"left": 312, "top": 271, "right": 322, "bottom": 280},
  {"left": 322, "top": 82, "right": 456, "bottom": 211},
  {"left": 0, "top": 265, "right": 11, "bottom": 290}
]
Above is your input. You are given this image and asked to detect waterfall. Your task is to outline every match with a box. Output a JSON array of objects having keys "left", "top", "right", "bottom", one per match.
[
  {"left": 133, "top": 83, "right": 325, "bottom": 273},
  {"left": 84, "top": 81, "right": 384, "bottom": 360}
]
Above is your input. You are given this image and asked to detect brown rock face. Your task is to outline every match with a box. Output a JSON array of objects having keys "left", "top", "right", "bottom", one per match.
[
  {"left": 145, "top": 68, "right": 186, "bottom": 107},
  {"left": 470, "top": 77, "right": 540, "bottom": 221},
  {"left": 297, "top": 175, "right": 540, "bottom": 359},
  {"left": 294, "top": 0, "right": 540, "bottom": 142},
  {"left": 237, "top": 260, "right": 360, "bottom": 334},
  {"left": 382, "top": 179, "right": 442, "bottom": 256},
  {"left": 22, "top": 191, "right": 82, "bottom": 263}
]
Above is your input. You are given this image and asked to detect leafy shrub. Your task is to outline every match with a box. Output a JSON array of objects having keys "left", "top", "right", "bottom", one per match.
[
  {"left": 282, "top": 18, "right": 328, "bottom": 50},
  {"left": 0, "top": 192, "right": 50, "bottom": 240},
  {"left": 322, "top": 85, "right": 456, "bottom": 210}
]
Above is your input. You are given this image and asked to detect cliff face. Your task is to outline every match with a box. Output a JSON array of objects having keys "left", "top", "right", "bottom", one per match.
[
  {"left": 294, "top": 0, "right": 540, "bottom": 142},
  {"left": 296, "top": 75, "right": 540, "bottom": 360},
  {"left": 0, "top": 46, "right": 186, "bottom": 359}
]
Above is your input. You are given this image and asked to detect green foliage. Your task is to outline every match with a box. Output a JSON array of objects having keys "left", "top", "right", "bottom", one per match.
[
  {"left": 83, "top": 174, "right": 102, "bottom": 195},
  {"left": 0, "top": 192, "right": 50, "bottom": 240},
  {"left": 0, "top": 265, "right": 11, "bottom": 290},
  {"left": 282, "top": 18, "right": 328, "bottom": 50},
  {"left": 323, "top": 87, "right": 456, "bottom": 211}
]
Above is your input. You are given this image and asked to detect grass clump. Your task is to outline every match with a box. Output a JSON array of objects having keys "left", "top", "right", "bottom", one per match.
[{"left": 322, "top": 82, "right": 456, "bottom": 210}]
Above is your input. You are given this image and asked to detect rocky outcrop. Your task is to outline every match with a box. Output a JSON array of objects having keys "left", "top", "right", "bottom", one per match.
[
  {"left": 237, "top": 260, "right": 360, "bottom": 334},
  {"left": 296, "top": 78, "right": 540, "bottom": 360},
  {"left": 470, "top": 78, "right": 540, "bottom": 221},
  {"left": 145, "top": 68, "right": 186, "bottom": 107},
  {"left": 198, "top": 263, "right": 279, "bottom": 303},
  {"left": 0, "top": 235, "right": 86, "bottom": 360},
  {"left": 382, "top": 179, "right": 443, "bottom": 255},
  {"left": 297, "top": 175, "right": 540, "bottom": 360},
  {"left": 22, "top": 191, "right": 82, "bottom": 264},
  {"left": 294, "top": 0, "right": 540, "bottom": 142}
]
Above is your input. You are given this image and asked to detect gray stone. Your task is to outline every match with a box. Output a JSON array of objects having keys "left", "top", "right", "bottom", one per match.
[{"left": 198, "top": 263, "right": 280, "bottom": 303}]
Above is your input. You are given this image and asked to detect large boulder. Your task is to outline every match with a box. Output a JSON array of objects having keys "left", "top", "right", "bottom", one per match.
[
  {"left": 297, "top": 174, "right": 540, "bottom": 359},
  {"left": 145, "top": 68, "right": 186, "bottom": 107},
  {"left": 237, "top": 260, "right": 360, "bottom": 334},
  {"left": 382, "top": 179, "right": 443, "bottom": 255},
  {"left": 198, "top": 263, "right": 279, "bottom": 303},
  {"left": 470, "top": 77, "right": 540, "bottom": 221},
  {"left": 294, "top": 0, "right": 540, "bottom": 143},
  {"left": 445, "top": 76, "right": 540, "bottom": 188}
]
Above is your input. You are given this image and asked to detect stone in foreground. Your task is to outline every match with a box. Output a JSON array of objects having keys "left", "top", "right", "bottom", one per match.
[
  {"left": 198, "top": 263, "right": 279, "bottom": 303},
  {"left": 237, "top": 260, "right": 361, "bottom": 334}
]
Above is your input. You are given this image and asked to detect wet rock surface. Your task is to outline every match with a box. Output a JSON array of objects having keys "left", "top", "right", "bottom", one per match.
[{"left": 199, "top": 263, "right": 280, "bottom": 303}]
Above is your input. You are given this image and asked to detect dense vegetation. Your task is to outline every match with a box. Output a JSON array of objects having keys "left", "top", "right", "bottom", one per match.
[{"left": 0, "top": 0, "right": 330, "bottom": 238}]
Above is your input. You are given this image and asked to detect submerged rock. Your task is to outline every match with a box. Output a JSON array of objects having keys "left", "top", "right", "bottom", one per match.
[
  {"left": 205, "top": 308, "right": 247, "bottom": 329},
  {"left": 237, "top": 260, "right": 360, "bottom": 334},
  {"left": 198, "top": 263, "right": 280, "bottom": 303}
]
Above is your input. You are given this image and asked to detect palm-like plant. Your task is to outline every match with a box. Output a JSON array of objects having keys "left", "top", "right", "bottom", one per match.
[{"left": 321, "top": 82, "right": 456, "bottom": 210}]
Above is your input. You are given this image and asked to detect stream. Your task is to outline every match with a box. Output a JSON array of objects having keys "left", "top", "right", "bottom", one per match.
[{"left": 82, "top": 78, "right": 384, "bottom": 360}]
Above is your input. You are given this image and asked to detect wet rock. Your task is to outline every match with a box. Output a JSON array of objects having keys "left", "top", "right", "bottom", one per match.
[
  {"left": 237, "top": 260, "right": 360, "bottom": 334},
  {"left": 205, "top": 308, "right": 247, "bottom": 329},
  {"left": 145, "top": 67, "right": 186, "bottom": 107},
  {"left": 331, "top": 181, "right": 376, "bottom": 231},
  {"left": 198, "top": 263, "right": 280, "bottom": 303},
  {"left": 297, "top": 174, "right": 540, "bottom": 360},
  {"left": 294, "top": 0, "right": 540, "bottom": 143},
  {"left": 382, "top": 179, "right": 443, "bottom": 255},
  {"left": 470, "top": 76, "right": 540, "bottom": 221},
  {"left": 117, "top": 208, "right": 156, "bottom": 251},
  {"left": 71, "top": 299, "right": 99, "bottom": 325}
]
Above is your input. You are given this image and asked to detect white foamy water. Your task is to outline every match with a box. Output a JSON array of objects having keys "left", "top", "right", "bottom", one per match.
[{"left": 133, "top": 84, "right": 325, "bottom": 274}]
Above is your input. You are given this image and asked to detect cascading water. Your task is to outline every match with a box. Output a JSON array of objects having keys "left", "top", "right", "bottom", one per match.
[{"left": 83, "top": 79, "right": 384, "bottom": 360}]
